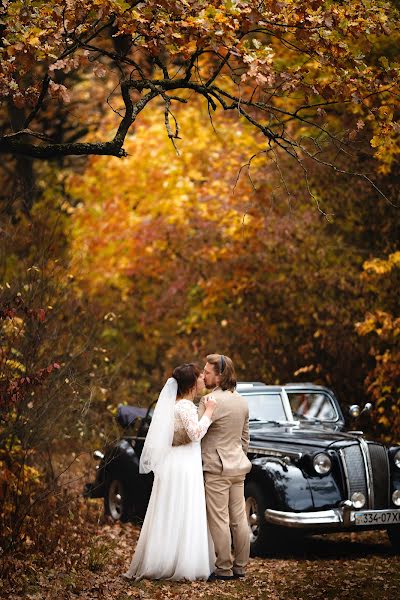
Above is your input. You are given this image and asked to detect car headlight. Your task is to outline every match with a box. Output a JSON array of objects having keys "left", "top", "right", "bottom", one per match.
[
  {"left": 392, "top": 490, "right": 400, "bottom": 507},
  {"left": 313, "top": 452, "right": 332, "bottom": 475},
  {"left": 394, "top": 449, "right": 400, "bottom": 469}
]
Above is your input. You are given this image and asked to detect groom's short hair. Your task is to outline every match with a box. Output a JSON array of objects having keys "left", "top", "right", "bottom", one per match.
[{"left": 206, "top": 353, "right": 237, "bottom": 392}]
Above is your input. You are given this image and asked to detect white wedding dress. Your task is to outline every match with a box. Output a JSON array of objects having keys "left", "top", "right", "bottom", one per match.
[{"left": 124, "top": 400, "right": 215, "bottom": 581}]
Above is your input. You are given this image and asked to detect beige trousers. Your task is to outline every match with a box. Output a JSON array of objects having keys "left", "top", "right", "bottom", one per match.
[{"left": 204, "top": 472, "right": 250, "bottom": 576}]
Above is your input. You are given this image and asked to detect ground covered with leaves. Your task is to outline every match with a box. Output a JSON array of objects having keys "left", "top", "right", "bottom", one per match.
[{"left": 2, "top": 492, "right": 400, "bottom": 600}]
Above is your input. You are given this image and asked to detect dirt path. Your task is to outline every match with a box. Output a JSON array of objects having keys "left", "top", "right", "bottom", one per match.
[{"left": 4, "top": 495, "right": 400, "bottom": 600}]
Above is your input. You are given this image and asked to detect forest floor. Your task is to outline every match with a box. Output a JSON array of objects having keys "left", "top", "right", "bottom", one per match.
[
  {"left": 3, "top": 500, "right": 400, "bottom": 600},
  {"left": 2, "top": 455, "right": 400, "bottom": 600}
]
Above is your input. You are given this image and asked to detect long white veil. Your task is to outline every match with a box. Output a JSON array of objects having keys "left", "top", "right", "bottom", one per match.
[{"left": 139, "top": 377, "right": 178, "bottom": 474}]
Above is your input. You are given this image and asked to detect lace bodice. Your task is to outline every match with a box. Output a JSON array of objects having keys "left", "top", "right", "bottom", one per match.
[{"left": 174, "top": 400, "right": 211, "bottom": 442}]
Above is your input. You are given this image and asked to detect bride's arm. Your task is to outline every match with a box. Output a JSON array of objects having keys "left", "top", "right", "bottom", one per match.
[{"left": 176, "top": 401, "right": 214, "bottom": 442}]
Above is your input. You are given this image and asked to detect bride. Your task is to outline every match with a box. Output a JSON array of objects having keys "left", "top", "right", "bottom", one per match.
[{"left": 123, "top": 363, "right": 216, "bottom": 581}]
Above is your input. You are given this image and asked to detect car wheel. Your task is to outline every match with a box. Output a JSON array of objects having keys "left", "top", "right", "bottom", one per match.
[
  {"left": 245, "top": 481, "right": 302, "bottom": 556},
  {"left": 245, "top": 481, "right": 279, "bottom": 556},
  {"left": 387, "top": 526, "right": 400, "bottom": 552},
  {"left": 104, "top": 477, "right": 131, "bottom": 522}
]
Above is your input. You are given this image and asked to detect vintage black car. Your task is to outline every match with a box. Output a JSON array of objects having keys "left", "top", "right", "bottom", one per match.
[{"left": 84, "top": 382, "right": 400, "bottom": 555}]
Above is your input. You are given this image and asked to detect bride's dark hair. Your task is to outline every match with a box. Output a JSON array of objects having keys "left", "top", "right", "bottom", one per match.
[{"left": 172, "top": 363, "right": 200, "bottom": 398}]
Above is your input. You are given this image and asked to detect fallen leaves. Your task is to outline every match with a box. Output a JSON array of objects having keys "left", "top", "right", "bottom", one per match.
[{"left": 3, "top": 506, "right": 400, "bottom": 600}]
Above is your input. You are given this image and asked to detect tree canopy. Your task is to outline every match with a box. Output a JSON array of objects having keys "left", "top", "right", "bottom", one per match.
[{"left": 1, "top": 0, "right": 399, "bottom": 176}]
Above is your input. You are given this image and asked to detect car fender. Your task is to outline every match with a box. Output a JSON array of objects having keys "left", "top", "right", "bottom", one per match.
[
  {"left": 247, "top": 457, "right": 314, "bottom": 512},
  {"left": 102, "top": 439, "right": 140, "bottom": 488},
  {"left": 306, "top": 472, "right": 344, "bottom": 509},
  {"left": 102, "top": 438, "right": 153, "bottom": 517}
]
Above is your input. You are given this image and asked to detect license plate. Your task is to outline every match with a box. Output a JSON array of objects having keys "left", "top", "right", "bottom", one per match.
[{"left": 354, "top": 510, "right": 400, "bottom": 525}]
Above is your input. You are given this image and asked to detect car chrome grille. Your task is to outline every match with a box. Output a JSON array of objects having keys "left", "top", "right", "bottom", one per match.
[
  {"left": 341, "top": 444, "right": 368, "bottom": 500},
  {"left": 340, "top": 442, "right": 389, "bottom": 509},
  {"left": 369, "top": 443, "right": 390, "bottom": 509}
]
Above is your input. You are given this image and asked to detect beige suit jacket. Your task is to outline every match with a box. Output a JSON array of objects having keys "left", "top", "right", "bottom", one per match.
[{"left": 198, "top": 388, "right": 252, "bottom": 477}]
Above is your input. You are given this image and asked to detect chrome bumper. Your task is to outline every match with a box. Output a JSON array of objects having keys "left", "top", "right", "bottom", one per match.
[
  {"left": 265, "top": 503, "right": 400, "bottom": 529},
  {"left": 265, "top": 508, "right": 343, "bottom": 528}
]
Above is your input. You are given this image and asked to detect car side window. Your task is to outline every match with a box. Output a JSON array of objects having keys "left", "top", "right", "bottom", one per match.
[{"left": 288, "top": 392, "right": 336, "bottom": 421}]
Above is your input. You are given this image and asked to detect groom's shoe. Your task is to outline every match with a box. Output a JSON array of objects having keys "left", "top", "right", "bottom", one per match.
[{"left": 207, "top": 572, "right": 235, "bottom": 582}]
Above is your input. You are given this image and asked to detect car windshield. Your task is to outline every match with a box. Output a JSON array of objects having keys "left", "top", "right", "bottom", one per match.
[
  {"left": 246, "top": 393, "right": 288, "bottom": 423},
  {"left": 287, "top": 391, "right": 337, "bottom": 422}
]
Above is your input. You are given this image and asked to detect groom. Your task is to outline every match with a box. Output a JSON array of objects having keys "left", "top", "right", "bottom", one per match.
[{"left": 198, "top": 353, "right": 252, "bottom": 581}]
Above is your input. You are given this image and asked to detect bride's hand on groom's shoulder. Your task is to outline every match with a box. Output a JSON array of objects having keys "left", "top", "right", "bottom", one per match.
[{"left": 204, "top": 394, "right": 217, "bottom": 417}]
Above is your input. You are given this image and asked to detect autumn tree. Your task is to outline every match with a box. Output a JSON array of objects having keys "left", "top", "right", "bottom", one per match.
[
  {"left": 0, "top": 0, "right": 398, "bottom": 185},
  {"left": 0, "top": 180, "right": 117, "bottom": 555},
  {"left": 66, "top": 97, "right": 395, "bottom": 413},
  {"left": 356, "top": 252, "right": 400, "bottom": 442}
]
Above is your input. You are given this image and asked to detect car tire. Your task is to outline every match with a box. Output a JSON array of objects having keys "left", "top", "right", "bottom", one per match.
[
  {"left": 387, "top": 526, "right": 400, "bottom": 552},
  {"left": 245, "top": 481, "right": 282, "bottom": 556},
  {"left": 104, "top": 477, "right": 131, "bottom": 522}
]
